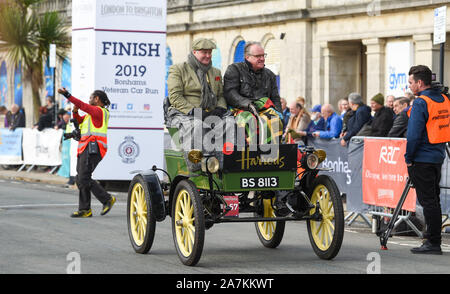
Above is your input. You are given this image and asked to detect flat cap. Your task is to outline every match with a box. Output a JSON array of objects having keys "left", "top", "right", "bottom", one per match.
[
  {"left": 370, "top": 93, "right": 384, "bottom": 106},
  {"left": 192, "top": 38, "right": 216, "bottom": 50}
]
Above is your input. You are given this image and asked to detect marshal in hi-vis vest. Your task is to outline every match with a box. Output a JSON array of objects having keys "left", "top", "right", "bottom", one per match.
[
  {"left": 419, "top": 94, "right": 450, "bottom": 144},
  {"left": 78, "top": 107, "right": 109, "bottom": 158}
]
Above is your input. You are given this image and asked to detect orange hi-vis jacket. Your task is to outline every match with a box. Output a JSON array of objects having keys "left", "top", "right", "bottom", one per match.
[
  {"left": 78, "top": 107, "right": 109, "bottom": 158},
  {"left": 418, "top": 93, "right": 450, "bottom": 144}
]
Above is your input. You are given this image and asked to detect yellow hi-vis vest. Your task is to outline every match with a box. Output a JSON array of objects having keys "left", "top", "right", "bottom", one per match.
[{"left": 77, "top": 107, "right": 109, "bottom": 158}]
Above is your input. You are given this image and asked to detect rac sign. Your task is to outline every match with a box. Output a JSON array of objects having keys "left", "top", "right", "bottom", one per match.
[{"left": 378, "top": 146, "right": 400, "bottom": 164}]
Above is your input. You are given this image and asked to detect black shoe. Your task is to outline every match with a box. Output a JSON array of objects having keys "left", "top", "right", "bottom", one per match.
[
  {"left": 71, "top": 209, "right": 92, "bottom": 218},
  {"left": 101, "top": 196, "right": 116, "bottom": 216},
  {"left": 410, "top": 240, "right": 442, "bottom": 255}
]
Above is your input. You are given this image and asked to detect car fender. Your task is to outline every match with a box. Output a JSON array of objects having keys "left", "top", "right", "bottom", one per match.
[{"left": 133, "top": 170, "right": 166, "bottom": 222}]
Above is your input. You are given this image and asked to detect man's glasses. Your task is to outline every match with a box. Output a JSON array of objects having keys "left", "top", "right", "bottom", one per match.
[{"left": 249, "top": 53, "right": 267, "bottom": 59}]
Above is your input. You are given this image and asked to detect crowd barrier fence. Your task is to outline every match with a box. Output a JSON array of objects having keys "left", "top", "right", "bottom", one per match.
[
  {"left": 309, "top": 136, "right": 450, "bottom": 235},
  {"left": 0, "top": 128, "right": 65, "bottom": 174}
]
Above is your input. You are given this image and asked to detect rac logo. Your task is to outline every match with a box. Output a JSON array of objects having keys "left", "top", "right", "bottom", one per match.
[{"left": 378, "top": 146, "right": 400, "bottom": 164}]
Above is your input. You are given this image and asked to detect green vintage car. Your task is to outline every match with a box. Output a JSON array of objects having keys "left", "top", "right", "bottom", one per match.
[{"left": 126, "top": 124, "right": 344, "bottom": 266}]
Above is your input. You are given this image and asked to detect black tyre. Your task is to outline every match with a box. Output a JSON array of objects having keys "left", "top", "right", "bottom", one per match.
[
  {"left": 254, "top": 197, "right": 285, "bottom": 248},
  {"left": 127, "top": 175, "right": 156, "bottom": 254},
  {"left": 306, "top": 175, "right": 344, "bottom": 260},
  {"left": 171, "top": 179, "right": 205, "bottom": 266}
]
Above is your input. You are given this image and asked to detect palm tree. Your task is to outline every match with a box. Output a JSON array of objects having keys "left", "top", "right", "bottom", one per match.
[{"left": 0, "top": 0, "right": 70, "bottom": 124}]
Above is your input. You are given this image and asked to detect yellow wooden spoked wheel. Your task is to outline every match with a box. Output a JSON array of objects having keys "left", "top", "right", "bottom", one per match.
[
  {"left": 174, "top": 189, "right": 196, "bottom": 256},
  {"left": 307, "top": 175, "right": 344, "bottom": 260},
  {"left": 255, "top": 197, "right": 285, "bottom": 248},
  {"left": 127, "top": 175, "right": 155, "bottom": 254},
  {"left": 171, "top": 180, "right": 205, "bottom": 266}
]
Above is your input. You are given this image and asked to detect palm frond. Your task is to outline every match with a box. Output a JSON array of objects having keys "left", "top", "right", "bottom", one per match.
[{"left": 36, "top": 11, "right": 71, "bottom": 59}]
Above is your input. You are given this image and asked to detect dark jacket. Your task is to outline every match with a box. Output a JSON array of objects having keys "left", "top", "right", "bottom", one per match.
[
  {"left": 369, "top": 106, "right": 394, "bottom": 137},
  {"left": 5, "top": 109, "right": 26, "bottom": 130},
  {"left": 388, "top": 108, "right": 409, "bottom": 138},
  {"left": 341, "top": 109, "right": 353, "bottom": 134},
  {"left": 223, "top": 60, "right": 281, "bottom": 112},
  {"left": 343, "top": 104, "right": 371, "bottom": 142},
  {"left": 305, "top": 117, "right": 325, "bottom": 135},
  {"left": 405, "top": 88, "right": 447, "bottom": 165}
]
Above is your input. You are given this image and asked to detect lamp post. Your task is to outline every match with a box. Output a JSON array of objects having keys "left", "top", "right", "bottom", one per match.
[{"left": 49, "top": 44, "right": 57, "bottom": 126}]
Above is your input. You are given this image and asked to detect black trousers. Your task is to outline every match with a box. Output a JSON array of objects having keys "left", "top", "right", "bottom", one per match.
[
  {"left": 76, "top": 148, "right": 111, "bottom": 210},
  {"left": 407, "top": 162, "right": 443, "bottom": 245}
]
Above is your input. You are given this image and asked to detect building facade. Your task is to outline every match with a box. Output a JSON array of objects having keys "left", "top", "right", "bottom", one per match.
[
  {"left": 1, "top": 0, "right": 449, "bottom": 127},
  {"left": 167, "top": 0, "right": 450, "bottom": 108}
]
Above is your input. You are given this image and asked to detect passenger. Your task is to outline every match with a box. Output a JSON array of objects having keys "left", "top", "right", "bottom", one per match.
[
  {"left": 223, "top": 41, "right": 281, "bottom": 112},
  {"left": 223, "top": 41, "right": 283, "bottom": 144}
]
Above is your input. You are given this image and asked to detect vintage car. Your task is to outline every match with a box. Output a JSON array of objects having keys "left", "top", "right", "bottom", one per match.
[{"left": 126, "top": 115, "right": 344, "bottom": 266}]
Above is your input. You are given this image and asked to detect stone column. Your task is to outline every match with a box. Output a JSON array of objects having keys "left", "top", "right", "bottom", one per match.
[
  {"left": 321, "top": 41, "right": 332, "bottom": 106},
  {"left": 413, "top": 34, "right": 440, "bottom": 76},
  {"left": 362, "top": 38, "right": 385, "bottom": 102}
]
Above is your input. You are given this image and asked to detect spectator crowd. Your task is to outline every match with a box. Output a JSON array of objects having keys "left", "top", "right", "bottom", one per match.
[
  {"left": 280, "top": 91, "right": 415, "bottom": 147},
  {"left": 0, "top": 95, "right": 72, "bottom": 132}
]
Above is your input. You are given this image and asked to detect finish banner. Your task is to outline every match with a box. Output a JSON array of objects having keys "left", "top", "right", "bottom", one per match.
[
  {"left": 362, "top": 138, "right": 416, "bottom": 211},
  {"left": 72, "top": 0, "right": 166, "bottom": 180}
]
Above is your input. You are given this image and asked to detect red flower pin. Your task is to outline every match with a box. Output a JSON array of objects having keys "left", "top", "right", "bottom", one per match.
[{"left": 215, "top": 76, "right": 220, "bottom": 81}]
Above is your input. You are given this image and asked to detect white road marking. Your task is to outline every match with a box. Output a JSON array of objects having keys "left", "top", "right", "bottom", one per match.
[{"left": 0, "top": 202, "right": 125, "bottom": 210}]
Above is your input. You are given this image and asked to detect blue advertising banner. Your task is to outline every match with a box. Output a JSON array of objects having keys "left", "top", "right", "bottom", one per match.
[
  {"left": 0, "top": 61, "right": 7, "bottom": 106},
  {"left": 44, "top": 60, "right": 54, "bottom": 98},
  {"left": 14, "top": 62, "right": 23, "bottom": 107},
  {"left": 0, "top": 128, "right": 23, "bottom": 164},
  {"left": 61, "top": 58, "right": 72, "bottom": 109}
]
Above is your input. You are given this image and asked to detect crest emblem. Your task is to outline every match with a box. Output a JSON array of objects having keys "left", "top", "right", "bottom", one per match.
[{"left": 118, "top": 136, "right": 140, "bottom": 164}]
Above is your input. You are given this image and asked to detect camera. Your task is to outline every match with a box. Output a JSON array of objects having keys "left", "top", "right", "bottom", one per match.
[
  {"left": 431, "top": 81, "right": 449, "bottom": 96},
  {"left": 431, "top": 72, "right": 449, "bottom": 95},
  {"left": 63, "top": 118, "right": 81, "bottom": 141}
]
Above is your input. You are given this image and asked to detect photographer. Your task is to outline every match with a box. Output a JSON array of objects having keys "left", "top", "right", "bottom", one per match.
[
  {"left": 405, "top": 65, "right": 450, "bottom": 255},
  {"left": 58, "top": 88, "right": 116, "bottom": 218}
]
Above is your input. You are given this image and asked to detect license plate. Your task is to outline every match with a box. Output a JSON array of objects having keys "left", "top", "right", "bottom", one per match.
[{"left": 240, "top": 177, "right": 279, "bottom": 189}]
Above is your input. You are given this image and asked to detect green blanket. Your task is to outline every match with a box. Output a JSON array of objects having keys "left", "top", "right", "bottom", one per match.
[{"left": 232, "top": 97, "right": 283, "bottom": 145}]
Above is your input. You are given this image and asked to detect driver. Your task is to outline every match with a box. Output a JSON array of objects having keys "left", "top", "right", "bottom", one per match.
[
  {"left": 167, "top": 38, "right": 228, "bottom": 121},
  {"left": 166, "top": 38, "right": 232, "bottom": 153}
]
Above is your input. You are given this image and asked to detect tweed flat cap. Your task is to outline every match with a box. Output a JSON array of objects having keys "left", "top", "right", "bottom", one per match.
[{"left": 192, "top": 38, "right": 216, "bottom": 50}]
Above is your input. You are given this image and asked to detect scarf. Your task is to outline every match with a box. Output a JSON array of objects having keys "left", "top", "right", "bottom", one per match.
[{"left": 187, "top": 52, "right": 217, "bottom": 110}]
